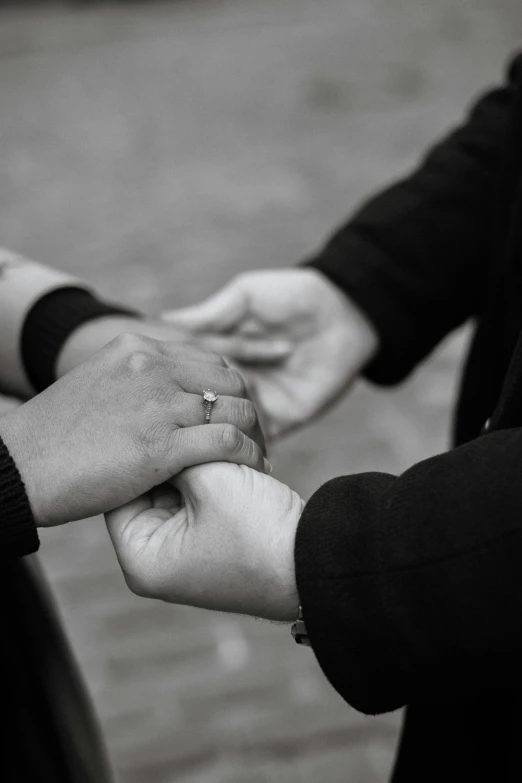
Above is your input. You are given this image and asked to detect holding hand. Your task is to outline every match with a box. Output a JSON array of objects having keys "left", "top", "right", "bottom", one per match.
[
  {"left": 106, "top": 462, "right": 303, "bottom": 622},
  {"left": 0, "top": 333, "right": 268, "bottom": 527},
  {"left": 163, "top": 269, "right": 379, "bottom": 439},
  {"left": 56, "top": 314, "right": 199, "bottom": 379}
]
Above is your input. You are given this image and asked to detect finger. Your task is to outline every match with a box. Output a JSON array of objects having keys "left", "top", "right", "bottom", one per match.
[
  {"left": 154, "top": 340, "right": 227, "bottom": 367},
  {"left": 174, "top": 392, "right": 266, "bottom": 453},
  {"left": 150, "top": 482, "right": 183, "bottom": 512},
  {"left": 105, "top": 493, "right": 152, "bottom": 534},
  {"left": 164, "top": 361, "right": 250, "bottom": 398},
  {"left": 161, "top": 280, "right": 247, "bottom": 332},
  {"left": 106, "top": 483, "right": 182, "bottom": 555},
  {"left": 168, "top": 425, "right": 271, "bottom": 475},
  {"left": 170, "top": 464, "right": 209, "bottom": 498},
  {"left": 193, "top": 334, "right": 293, "bottom": 364},
  {"left": 237, "top": 317, "right": 267, "bottom": 336},
  {"left": 108, "top": 331, "right": 227, "bottom": 367},
  {"left": 170, "top": 468, "right": 192, "bottom": 497}
]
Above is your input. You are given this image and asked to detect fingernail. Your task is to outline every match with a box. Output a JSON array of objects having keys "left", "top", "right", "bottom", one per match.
[{"left": 264, "top": 458, "right": 273, "bottom": 475}]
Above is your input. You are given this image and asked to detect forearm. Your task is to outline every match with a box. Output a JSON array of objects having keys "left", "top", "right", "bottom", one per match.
[{"left": 295, "top": 427, "right": 522, "bottom": 714}]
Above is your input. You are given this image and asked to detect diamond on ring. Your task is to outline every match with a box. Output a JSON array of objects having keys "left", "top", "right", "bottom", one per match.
[{"left": 202, "top": 389, "right": 218, "bottom": 423}]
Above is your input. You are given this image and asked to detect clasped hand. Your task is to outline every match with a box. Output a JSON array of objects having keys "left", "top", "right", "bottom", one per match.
[
  {"left": 105, "top": 462, "right": 303, "bottom": 622},
  {"left": 105, "top": 267, "right": 379, "bottom": 621},
  {"left": 1, "top": 268, "right": 378, "bottom": 622},
  {"left": 0, "top": 329, "right": 302, "bottom": 621},
  {"left": 1, "top": 330, "right": 270, "bottom": 525}
]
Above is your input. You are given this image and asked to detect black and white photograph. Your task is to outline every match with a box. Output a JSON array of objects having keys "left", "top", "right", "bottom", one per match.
[{"left": 1, "top": 1, "right": 522, "bottom": 781}]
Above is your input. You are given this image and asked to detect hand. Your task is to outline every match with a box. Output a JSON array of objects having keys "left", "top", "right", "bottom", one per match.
[
  {"left": 162, "top": 269, "right": 379, "bottom": 439},
  {"left": 56, "top": 315, "right": 198, "bottom": 379},
  {"left": 105, "top": 462, "right": 304, "bottom": 621},
  {"left": 0, "top": 333, "right": 268, "bottom": 527}
]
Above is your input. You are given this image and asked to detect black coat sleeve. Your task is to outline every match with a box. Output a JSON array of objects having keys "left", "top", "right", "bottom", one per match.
[
  {"left": 307, "top": 55, "right": 522, "bottom": 385},
  {"left": 295, "top": 427, "right": 522, "bottom": 715}
]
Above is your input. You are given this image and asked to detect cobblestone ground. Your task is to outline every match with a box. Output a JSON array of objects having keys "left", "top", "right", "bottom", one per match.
[{"left": 1, "top": 1, "right": 521, "bottom": 781}]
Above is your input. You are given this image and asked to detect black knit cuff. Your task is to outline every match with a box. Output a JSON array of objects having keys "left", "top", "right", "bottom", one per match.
[
  {"left": 21, "top": 287, "right": 141, "bottom": 392},
  {"left": 0, "top": 436, "right": 39, "bottom": 558}
]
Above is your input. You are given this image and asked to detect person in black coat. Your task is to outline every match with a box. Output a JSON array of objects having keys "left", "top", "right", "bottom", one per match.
[{"left": 107, "top": 52, "right": 522, "bottom": 781}]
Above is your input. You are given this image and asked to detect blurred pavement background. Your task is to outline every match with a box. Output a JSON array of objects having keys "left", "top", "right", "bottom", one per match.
[{"left": 1, "top": 1, "right": 521, "bottom": 781}]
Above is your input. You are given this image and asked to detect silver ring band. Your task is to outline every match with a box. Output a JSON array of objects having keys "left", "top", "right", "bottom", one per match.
[{"left": 202, "top": 389, "right": 218, "bottom": 423}]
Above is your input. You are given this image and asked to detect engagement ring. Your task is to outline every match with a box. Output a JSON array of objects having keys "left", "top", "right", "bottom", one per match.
[{"left": 202, "top": 389, "right": 218, "bottom": 423}]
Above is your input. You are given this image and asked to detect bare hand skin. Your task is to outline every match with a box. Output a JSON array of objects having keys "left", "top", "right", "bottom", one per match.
[
  {"left": 56, "top": 316, "right": 196, "bottom": 379},
  {"left": 163, "top": 269, "right": 379, "bottom": 439},
  {"left": 106, "top": 462, "right": 303, "bottom": 622},
  {"left": 0, "top": 333, "right": 268, "bottom": 527}
]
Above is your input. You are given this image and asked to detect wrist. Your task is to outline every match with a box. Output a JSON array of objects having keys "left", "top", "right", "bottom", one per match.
[
  {"left": 264, "top": 493, "right": 304, "bottom": 622},
  {"left": 309, "top": 268, "right": 380, "bottom": 367},
  {"left": 0, "top": 410, "right": 45, "bottom": 527},
  {"left": 0, "top": 424, "right": 39, "bottom": 555}
]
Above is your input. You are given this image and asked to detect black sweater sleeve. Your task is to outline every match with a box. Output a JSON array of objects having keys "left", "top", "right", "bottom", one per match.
[
  {"left": 306, "top": 55, "right": 522, "bottom": 385},
  {"left": 0, "top": 436, "right": 39, "bottom": 557},
  {"left": 295, "top": 426, "right": 522, "bottom": 715},
  {"left": 0, "top": 286, "right": 140, "bottom": 554},
  {"left": 21, "top": 287, "right": 139, "bottom": 393}
]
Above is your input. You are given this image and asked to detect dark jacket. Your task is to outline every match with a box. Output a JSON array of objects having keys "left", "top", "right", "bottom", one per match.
[{"left": 296, "top": 52, "right": 522, "bottom": 781}]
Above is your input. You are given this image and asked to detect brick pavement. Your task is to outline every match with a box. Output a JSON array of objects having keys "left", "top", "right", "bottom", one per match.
[{"left": 1, "top": 1, "right": 521, "bottom": 780}]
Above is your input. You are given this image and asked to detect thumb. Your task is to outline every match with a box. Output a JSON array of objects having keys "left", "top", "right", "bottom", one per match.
[
  {"left": 162, "top": 279, "right": 247, "bottom": 333},
  {"left": 171, "top": 464, "right": 209, "bottom": 501},
  {"left": 105, "top": 494, "right": 151, "bottom": 539},
  {"left": 172, "top": 462, "right": 238, "bottom": 504},
  {"left": 170, "top": 467, "right": 192, "bottom": 496}
]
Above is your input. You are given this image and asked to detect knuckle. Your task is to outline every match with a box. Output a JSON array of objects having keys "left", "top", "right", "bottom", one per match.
[
  {"left": 228, "top": 368, "right": 247, "bottom": 397},
  {"left": 176, "top": 361, "right": 211, "bottom": 392},
  {"left": 190, "top": 346, "right": 224, "bottom": 366},
  {"left": 124, "top": 349, "right": 158, "bottom": 376},
  {"left": 113, "top": 331, "right": 151, "bottom": 354},
  {"left": 209, "top": 350, "right": 227, "bottom": 367},
  {"left": 130, "top": 421, "right": 156, "bottom": 461},
  {"left": 169, "top": 388, "right": 187, "bottom": 412},
  {"left": 138, "top": 416, "right": 176, "bottom": 461},
  {"left": 219, "top": 423, "right": 244, "bottom": 454},
  {"left": 231, "top": 398, "right": 258, "bottom": 433},
  {"left": 128, "top": 395, "right": 177, "bottom": 460}
]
